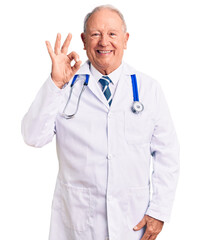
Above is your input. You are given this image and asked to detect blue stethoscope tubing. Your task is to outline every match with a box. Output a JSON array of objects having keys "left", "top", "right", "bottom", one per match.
[
  {"left": 131, "top": 74, "right": 144, "bottom": 114},
  {"left": 71, "top": 74, "right": 89, "bottom": 87},
  {"left": 61, "top": 74, "right": 90, "bottom": 119},
  {"left": 62, "top": 73, "right": 144, "bottom": 119}
]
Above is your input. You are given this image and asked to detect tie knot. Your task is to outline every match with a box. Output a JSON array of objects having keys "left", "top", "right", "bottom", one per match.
[{"left": 99, "top": 76, "right": 111, "bottom": 88}]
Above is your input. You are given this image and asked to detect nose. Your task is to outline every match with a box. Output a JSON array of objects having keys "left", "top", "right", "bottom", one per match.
[{"left": 99, "top": 34, "right": 109, "bottom": 46}]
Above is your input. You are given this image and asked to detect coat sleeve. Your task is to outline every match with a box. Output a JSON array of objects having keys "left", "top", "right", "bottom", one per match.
[
  {"left": 145, "top": 82, "right": 180, "bottom": 222},
  {"left": 21, "top": 76, "right": 66, "bottom": 148}
]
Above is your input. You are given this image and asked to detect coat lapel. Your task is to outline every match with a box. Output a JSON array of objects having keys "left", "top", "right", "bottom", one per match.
[
  {"left": 76, "top": 61, "right": 110, "bottom": 109},
  {"left": 109, "top": 62, "right": 136, "bottom": 110},
  {"left": 75, "top": 61, "right": 137, "bottom": 110}
]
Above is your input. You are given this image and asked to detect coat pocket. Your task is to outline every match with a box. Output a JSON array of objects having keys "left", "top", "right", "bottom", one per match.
[
  {"left": 126, "top": 186, "right": 150, "bottom": 229},
  {"left": 124, "top": 111, "right": 154, "bottom": 145},
  {"left": 60, "top": 182, "right": 91, "bottom": 232}
]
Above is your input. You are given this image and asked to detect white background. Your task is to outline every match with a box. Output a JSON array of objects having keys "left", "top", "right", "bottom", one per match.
[{"left": 0, "top": 0, "right": 201, "bottom": 239}]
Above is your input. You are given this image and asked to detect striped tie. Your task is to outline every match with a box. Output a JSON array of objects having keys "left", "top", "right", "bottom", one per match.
[{"left": 99, "top": 76, "right": 112, "bottom": 106}]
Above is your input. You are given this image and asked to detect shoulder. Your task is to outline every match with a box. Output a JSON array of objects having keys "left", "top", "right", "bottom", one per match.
[
  {"left": 123, "top": 62, "right": 161, "bottom": 91},
  {"left": 76, "top": 60, "right": 91, "bottom": 75}
]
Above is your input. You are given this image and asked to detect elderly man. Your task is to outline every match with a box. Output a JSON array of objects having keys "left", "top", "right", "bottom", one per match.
[{"left": 22, "top": 5, "right": 179, "bottom": 240}]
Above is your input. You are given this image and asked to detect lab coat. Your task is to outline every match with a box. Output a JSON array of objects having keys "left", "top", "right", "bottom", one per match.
[{"left": 21, "top": 61, "right": 179, "bottom": 240}]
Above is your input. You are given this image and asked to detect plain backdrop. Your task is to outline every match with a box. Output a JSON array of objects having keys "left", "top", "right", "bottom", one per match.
[{"left": 0, "top": 0, "right": 201, "bottom": 239}]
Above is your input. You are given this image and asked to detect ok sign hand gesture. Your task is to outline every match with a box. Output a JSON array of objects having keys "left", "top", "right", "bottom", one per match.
[{"left": 45, "top": 33, "right": 82, "bottom": 89}]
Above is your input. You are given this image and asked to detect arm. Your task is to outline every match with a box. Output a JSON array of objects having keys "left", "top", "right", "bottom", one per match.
[
  {"left": 21, "top": 76, "right": 65, "bottom": 147},
  {"left": 147, "top": 82, "right": 180, "bottom": 222},
  {"left": 21, "top": 33, "right": 82, "bottom": 147},
  {"left": 134, "top": 82, "right": 180, "bottom": 239}
]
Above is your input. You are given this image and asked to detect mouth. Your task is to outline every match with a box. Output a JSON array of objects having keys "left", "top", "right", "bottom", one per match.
[{"left": 96, "top": 50, "right": 113, "bottom": 55}]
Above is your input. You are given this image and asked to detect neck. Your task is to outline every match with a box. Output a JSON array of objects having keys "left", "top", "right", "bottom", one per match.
[{"left": 92, "top": 63, "right": 122, "bottom": 75}]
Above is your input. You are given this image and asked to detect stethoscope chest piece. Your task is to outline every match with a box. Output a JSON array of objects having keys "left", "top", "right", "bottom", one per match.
[{"left": 132, "top": 101, "right": 144, "bottom": 114}]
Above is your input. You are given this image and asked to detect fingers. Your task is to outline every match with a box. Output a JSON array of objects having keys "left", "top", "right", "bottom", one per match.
[
  {"left": 141, "top": 231, "right": 152, "bottom": 240},
  {"left": 45, "top": 41, "right": 55, "bottom": 60},
  {"left": 141, "top": 229, "right": 158, "bottom": 240},
  {"left": 134, "top": 215, "right": 164, "bottom": 240},
  {"left": 67, "top": 51, "right": 82, "bottom": 74},
  {"left": 67, "top": 51, "right": 80, "bottom": 62},
  {"left": 134, "top": 216, "right": 150, "bottom": 240},
  {"left": 47, "top": 32, "right": 72, "bottom": 57},
  {"left": 61, "top": 33, "right": 72, "bottom": 55},
  {"left": 54, "top": 33, "right": 61, "bottom": 55},
  {"left": 133, "top": 216, "right": 147, "bottom": 231},
  {"left": 149, "top": 235, "right": 157, "bottom": 240},
  {"left": 72, "top": 60, "right": 82, "bottom": 73},
  {"left": 45, "top": 33, "right": 81, "bottom": 77}
]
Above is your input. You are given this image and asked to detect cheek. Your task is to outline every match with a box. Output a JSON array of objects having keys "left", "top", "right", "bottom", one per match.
[
  {"left": 86, "top": 44, "right": 96, "bottom": 55},
  {"left": 86, "top": 38, "right": 98, "bottom": 48},
  {"left": 114, "top": 44, "right": 125, "bottom": 54},
  {"left": 112, "top": 38, "right": 125, "bottom": 50}
]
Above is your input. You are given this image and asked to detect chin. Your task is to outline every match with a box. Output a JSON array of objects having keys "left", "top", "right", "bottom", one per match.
[{"left": 96, "top": 60, "right": 112, "bottom": 69}]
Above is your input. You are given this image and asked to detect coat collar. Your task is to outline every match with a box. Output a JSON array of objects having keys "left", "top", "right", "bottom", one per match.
[
  {"left": 74, "top": 60, "right": 137, "bottom": 110},
  {"left": 76, "top": 60, "right": 137, "bottom": 76},
  {"left": 76, "top": 60, "right": 109, "bottom": 108}
]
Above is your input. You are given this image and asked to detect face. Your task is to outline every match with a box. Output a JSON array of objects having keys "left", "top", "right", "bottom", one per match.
[{"left": 81, "top": 9, "right": 129, "bottom": 75}]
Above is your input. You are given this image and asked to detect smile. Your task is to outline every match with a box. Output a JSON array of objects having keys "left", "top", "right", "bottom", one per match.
[{"left": 97, "top": 50, "right": 113, "bottom": 54}]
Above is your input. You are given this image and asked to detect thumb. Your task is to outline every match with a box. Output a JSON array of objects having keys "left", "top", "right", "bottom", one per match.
[{"left": 133, "top": 216, "right": 147, "bottom": 231}]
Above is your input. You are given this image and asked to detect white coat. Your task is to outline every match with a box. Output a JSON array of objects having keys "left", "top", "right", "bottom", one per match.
[{"left": 21, "top": 61, "right": 179, "bottom": 240}]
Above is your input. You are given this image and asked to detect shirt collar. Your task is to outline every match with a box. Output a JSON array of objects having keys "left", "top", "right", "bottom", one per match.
[{"left": 90, "top": 62, "right": 124, "bottom": 85}]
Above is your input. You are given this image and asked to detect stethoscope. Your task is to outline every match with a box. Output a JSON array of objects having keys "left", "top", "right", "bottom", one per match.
[
  {"left": 130, "top": 74, "right": 144, "bottom": 114},
  {"left": 61, "top": 74, "right": 89, "bottom": 119},
  {"left": 61, "top": 74, "right": 144, "bottom": 119}
]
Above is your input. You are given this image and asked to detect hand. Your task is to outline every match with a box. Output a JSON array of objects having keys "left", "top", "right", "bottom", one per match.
[
  {"left": 45, "top": 33, "right": 82, "bottom": 89},
  {"left": 133, "top": 215, "right": 164, "bottom": 240}
]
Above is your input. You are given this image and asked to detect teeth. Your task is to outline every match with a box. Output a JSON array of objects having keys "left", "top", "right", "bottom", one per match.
[{"left": 98, "top": 50, "right": 111, "bottom": 53}]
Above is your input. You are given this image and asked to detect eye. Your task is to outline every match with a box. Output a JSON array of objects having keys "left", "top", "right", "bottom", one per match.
[
  {"left": 92, "top": 33, "right": 100, "bottom": 37},
  {"left": 110, "top": 32, "right": 116, "bottom": 37}
]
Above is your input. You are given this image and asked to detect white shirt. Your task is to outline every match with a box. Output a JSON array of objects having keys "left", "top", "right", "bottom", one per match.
[{"left": 90, "top": 62, "right": 123, "bottom": 98}]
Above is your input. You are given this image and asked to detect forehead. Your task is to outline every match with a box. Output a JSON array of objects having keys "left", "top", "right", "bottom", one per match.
[{"left": 86, "top": 9, "right": 124, "bottom": 31}]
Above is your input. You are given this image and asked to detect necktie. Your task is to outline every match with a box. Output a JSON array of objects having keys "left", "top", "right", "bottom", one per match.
[{"left": 99, "top": 76, "right": 112, "bottom": 106}]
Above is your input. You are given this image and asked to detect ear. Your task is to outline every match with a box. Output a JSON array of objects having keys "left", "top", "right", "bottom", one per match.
[
  {"left": 124, "top": 32, "right": 129, "bottom": 49},
  {"left": 81, "top": 33, "right": 86, "bottom": 50}
]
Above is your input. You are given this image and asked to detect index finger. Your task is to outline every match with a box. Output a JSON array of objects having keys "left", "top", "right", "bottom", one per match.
[{"left": 61, "top": 33, "right": 72, "bottom": 55}]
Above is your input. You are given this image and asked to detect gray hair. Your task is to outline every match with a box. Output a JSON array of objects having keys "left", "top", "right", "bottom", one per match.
[{"left": 83, "top": 5, "right": 127, "bottom": 33}]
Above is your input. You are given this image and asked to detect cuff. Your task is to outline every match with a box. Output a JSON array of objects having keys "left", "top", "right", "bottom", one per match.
[
  {"left": 146, "top": 204, "right": 171, "bottom": 222},
  {"left": 46, "top": 75, "right": 67, "bottom": 94}
]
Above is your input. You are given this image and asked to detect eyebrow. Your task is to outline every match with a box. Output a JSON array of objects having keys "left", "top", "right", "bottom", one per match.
[{"left": 89, "top": 29, "right": 120, "bottom": 33}]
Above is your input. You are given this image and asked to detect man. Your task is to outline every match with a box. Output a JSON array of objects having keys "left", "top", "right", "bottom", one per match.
[{"left": 22, "top": 5, "right": 179, "bottom": 240}]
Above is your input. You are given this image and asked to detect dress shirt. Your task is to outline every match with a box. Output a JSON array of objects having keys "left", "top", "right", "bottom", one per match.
[{"left": 90, "top": 62, "right": 123, "bottom": 98}]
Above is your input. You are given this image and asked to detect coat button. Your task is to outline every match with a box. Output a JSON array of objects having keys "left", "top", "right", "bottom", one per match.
[{"left": 107, "top": 154, "right": 112, "bottom": 160}]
